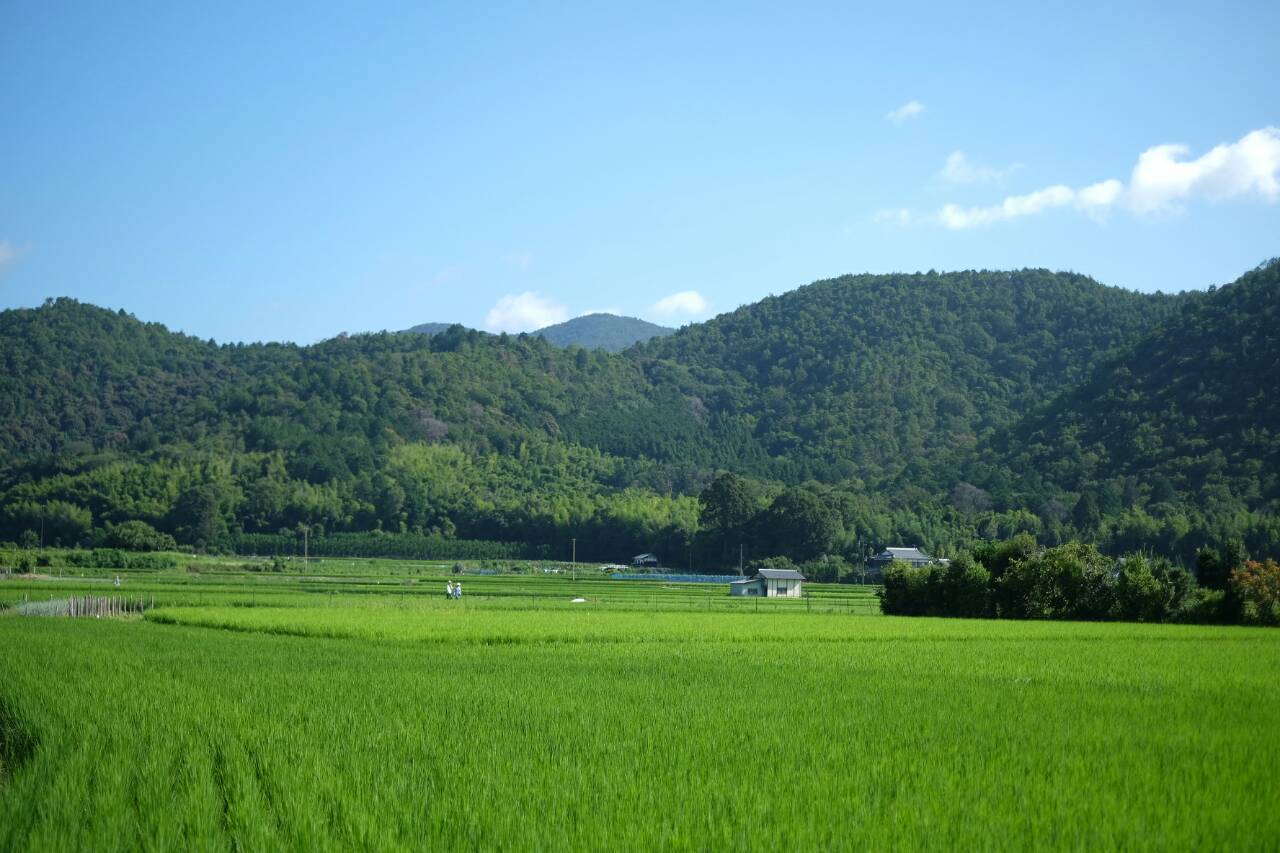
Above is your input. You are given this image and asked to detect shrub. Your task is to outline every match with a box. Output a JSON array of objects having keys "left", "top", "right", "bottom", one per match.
[
  {"left": 101, "top": 521, "right": 178, "bottom": 552},
  {"left": 1116, "top": 555, "right": 1172, "bottom": 622},
  {"left": 1176, "top": 588, "right": 1228, "bottom": 624},
  {"left": 996, "top": 543, "right": 1116, "bottom": 620},
  {"left": 930, "top": 555, "right": 991, "bottom": 618},
  {"left": 1229, "top": 559, "right": 1280, "bottom": 626},
  {"left": 879, "top": 561, "right": 932, "bottom": 616}
]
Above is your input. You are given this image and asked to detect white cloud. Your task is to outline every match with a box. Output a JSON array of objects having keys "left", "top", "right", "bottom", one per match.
[
  {"left": 938, "top": 150, "right": 1020, "bottom": 185},
  {"left": 1075, "top": 179, "right": 1125, "bottom": 220},
  {"left": 652, "top": 290, "right": 709, "bottom": 317},
  {"left": 904, "top": 127, "right": 1280, "bottom": 230},
  {"left": 483, "top": 291, "right": 568, "bottom": 332},
  {"left": 1127, "top": 127, "right": 1280, "bottom": 214},
  {"left": 0, "top": 241, "right": 24, "bottom": 275},
  {"left": 938, "top": 185, "right": 1075, "bottom": 229},
  {"left": 885, "top": 100, "right": 925, "bottom": 124}
]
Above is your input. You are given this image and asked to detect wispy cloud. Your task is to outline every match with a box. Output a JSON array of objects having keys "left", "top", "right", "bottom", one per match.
[
  {"left": 938, "top": 150, "right": 1021, "bottom": 186},
  {"left": 883, "top": 127, "right": 1280, "bottom": 229},
  {"left": 938, "top": 185, "right": 1076, "bottom": 229},
  {"left": 652, "top": 290, "right": 709, "bottom": 317},
  {"left": 484, "top": 291, "right": 568, "bottom": 332},
  {"left": 0, "top": 240, "right": 26, "bottom": 275},
  {"left": 885, "top": 100, "right": 925, "bottom": 124}
]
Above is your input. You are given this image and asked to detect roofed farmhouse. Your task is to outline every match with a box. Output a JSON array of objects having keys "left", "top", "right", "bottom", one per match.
[{"left": 729, "top": 568, "right": 805, "bottom": 598}]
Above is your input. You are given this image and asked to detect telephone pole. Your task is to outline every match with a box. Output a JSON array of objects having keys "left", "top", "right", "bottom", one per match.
[
  {"left": 303, "top": 527, "right": 309, "bottom": 573},
  {"left": 739, "top": 544, "right": 744, "bottom": 577},
  {"left": 571, "top": 538, "right": 576, "bottom": 581}
]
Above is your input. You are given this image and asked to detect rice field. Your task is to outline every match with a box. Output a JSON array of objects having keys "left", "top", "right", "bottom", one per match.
[{"left": 1, "top": 566, "right": 1278, "bottom": 850}]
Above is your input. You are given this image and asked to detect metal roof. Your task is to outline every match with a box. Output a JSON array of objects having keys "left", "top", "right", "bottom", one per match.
[
  {"left": 873, "top": 547, "right": 932, "bottom": 562},
  {"left": 754, "top": 568, "right": 806, "bottom": 580}
]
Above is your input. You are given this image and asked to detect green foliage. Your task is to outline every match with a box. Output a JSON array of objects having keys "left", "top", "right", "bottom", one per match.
[
  {"left": 1229, "top": 559, "right": 1280, "bottom": 626},
  {"left": 1196, "top": 540, "right": 1247, "bottom": 590},
  {"left": 997, "top": 543, "right": 1117, "bottom": 620},
  {"left": 992, "top": 259, "right": 1280, "bottom": 561},
  {"left": 101, "top": 520, "right": 177, "bottom": 552},
  {"left": 744, "top": 555, "right": 798, "bottom": 574},
  {"left": 879, "top": 561, "right": 933, "bottom": 616},
  {"left": 758, "top": 488, "right": 840, "bottom": 562},
  {"left": 879, "top": 556, "right": 989, "bottom": 617},
  {"left": 888, "top": 538, "right": 1216, "bottom": 625},
  {"left": 1114, "top": 554, "right": 1193, "bottom": 622},
  {"left": 533, "top": 314, "right": 674, "bottom": 352},
  {"left": 224, "top": 532, "right": 544, "bottom": 561},
  {"left": 1, "top": 262, "right": 1276, "bottom": 567}
]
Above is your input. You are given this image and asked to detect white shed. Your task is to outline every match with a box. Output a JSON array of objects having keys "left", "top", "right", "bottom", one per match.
[{"left": 728, "top": 568, "right": 805, "bottom": 598}]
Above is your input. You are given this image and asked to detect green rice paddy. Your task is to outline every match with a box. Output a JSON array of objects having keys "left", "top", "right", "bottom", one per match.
[{"left": 1, "top": 559, "right": 1277, "bottom": 850}]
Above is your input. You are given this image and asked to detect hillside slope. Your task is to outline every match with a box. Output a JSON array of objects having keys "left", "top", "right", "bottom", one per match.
[
  {"left": 403, "top": 322, "right": 472, "bottom": 336},
  {"left": 535, "top": 314, "right": 674, "bottom": 352},
  {"left": 636, "top": 269, "right": 1190, "bottom": 485},
  {"left": 8, "top": 265, "right": 1275, "bottom": 563},
  {"left": 986, "top": 259, "right": 1280, "bottom": 549}
]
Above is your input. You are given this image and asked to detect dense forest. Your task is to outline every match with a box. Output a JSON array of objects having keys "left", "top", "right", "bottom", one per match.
[
  {"left": 530, "top": 313, "right": 674, "bottom": 352},
  {"left": 1, "top": 261, "right": 1277, "bottom": 570},
  {"left": 403, "top": 313, "right": 675, "bottom": 352}
]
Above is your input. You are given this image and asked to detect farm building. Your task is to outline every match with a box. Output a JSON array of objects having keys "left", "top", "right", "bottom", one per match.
[
  {"left": 729, "top": 568, "right": 805, "bottom": 598},
  {"left": 631, "top": 553, "right": 660, "bottom": 567},
  {"left": 865, "top": 547, "right": 948, "bottom": 579}
]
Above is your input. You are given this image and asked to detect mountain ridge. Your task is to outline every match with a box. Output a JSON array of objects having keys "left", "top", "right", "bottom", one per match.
[
  {"left": 403, "top": 313, "right": 674, "bottom": 352},
  {"left": 1, "top": 263, "right": 1274, "bottom": 564}
]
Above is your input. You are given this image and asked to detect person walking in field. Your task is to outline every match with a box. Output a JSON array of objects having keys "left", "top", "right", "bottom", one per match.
[
  {"left": 445, "top": 580, "right": 454, "bottom": 600},
  {"left": 454, "top": 582, "right": 462, "bottom": 600}
]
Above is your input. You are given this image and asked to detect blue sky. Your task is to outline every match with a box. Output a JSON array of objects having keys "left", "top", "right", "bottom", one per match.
[{"left": 1, "top": 1, "right": 1277, "bottom": 343}]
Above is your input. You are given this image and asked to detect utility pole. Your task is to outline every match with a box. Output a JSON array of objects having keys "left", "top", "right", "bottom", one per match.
[
  {"left": 739, "top": 544, "right": 744, "bottom": 577},
  {"left": 303, "top": 527, "right": 309, "bottom": 573},
  {"left": 571, "top": 538, "right": 576, "bottom": 582}
]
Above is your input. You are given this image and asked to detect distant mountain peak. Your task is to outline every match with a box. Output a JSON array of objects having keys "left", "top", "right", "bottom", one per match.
[
  {"left": 403, "top": 322, "right": 473, "bottom": 336},
  {"left": 534, "top": 313, "right": 674, "bottom": 352}
]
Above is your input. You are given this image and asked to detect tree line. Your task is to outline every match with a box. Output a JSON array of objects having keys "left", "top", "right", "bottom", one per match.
[{"left": 880, "top": 537, "right": 1280, "bottom": 627}]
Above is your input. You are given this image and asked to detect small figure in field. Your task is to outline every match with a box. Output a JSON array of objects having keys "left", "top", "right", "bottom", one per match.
[
  {"left": 445, "top": 580, "right": 454, "bottom": 600},
  {"left": 113, "top": 575, "right": 121, "bottom": 587},
  {"left": 453, "top": 582, "right": 462, "bottom": 600}
]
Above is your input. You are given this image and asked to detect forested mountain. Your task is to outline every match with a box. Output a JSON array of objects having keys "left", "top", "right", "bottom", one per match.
[
  {"left": 404, "top": 314, "right": 674, "bottom": 352},
  {"left": 404, "top": 322, "right": 470, "bottom": 336},
  {"left": 2, "top": 263, "right": 1276, "bottom": 566},
  {"left": 534, "top": 314, "right": 674, "bottom": 352},
  {"left": 978, "top": 258, "right": 1280, "bottom": 556},
  {"left": 636, "top": 269, "right": 1189, "bottom": 485}
]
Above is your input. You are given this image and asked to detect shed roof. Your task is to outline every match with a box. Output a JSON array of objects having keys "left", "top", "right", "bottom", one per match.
[
  {"left": 874, "top": 547, "right": 932, "bottom": 562},
  {"left": 754, "top": 568, "right": 806, "bottom": 580}
]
